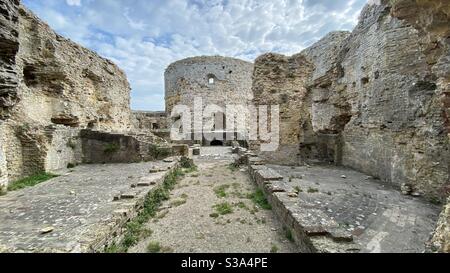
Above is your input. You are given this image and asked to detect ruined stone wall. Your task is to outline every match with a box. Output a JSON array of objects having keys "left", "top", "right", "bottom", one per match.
[
  {"left": 0, "top": 2, "right": 135, "bottom": 184},
  {"left": 132, "top": 111, "right": 168, "bottom": 131},
  {"left": 14, "top": 6, "right": 132, "bottom": 131},
  {"left": 165, "top": 56, "right": 253, "bottom": 141},
  {"left": 0, "top": 0, "right": 20, "bottom": 119},
  {"left": 335, "top": 2, "right": 448, "bottom": 199},
  {"left": 80, "top": 130, "right": 142, "bottom": 164},
  {"left": 432, "top": 196, "right": 450, "bottom": 252},
  {"left": 387, "top": 0, "right": 450, "bottom": 253},
  {"left": 251, "top": 53, "right": 313, "bottom": 165},
  {"left": 0, "top": 0, "right": 20, "bottom": 188},
  {"left": 80, "top": 130, "right": 174, "bottom": 164},
  {"left": 0, "top": 123, "right": 8, "bottom": 189},
  {"left": 44, "top": 127, "right": 82, "bottom": 171},
  {"left": 251, "top": 1, "right": 449, "bottom": 199}
]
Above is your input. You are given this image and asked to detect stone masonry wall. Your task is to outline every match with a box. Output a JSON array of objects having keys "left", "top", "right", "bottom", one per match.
[
  {"left": 0, "top": 2, "right": 135, "bottom": 184},
  {"left": 0, "top": 0, "right": 20, "bottom": 187},
  {"left": 0, "top": 123, "right": 8, "bottom": 189},
  {"left": 251, "top": 53, "right": 313, "bottom": 165},
  {"left": 251, "top": 1, "right": 449, "bottom": 201},
  {"left": 44, "top": 127, "right": 82, "bottom": 171},
  {"left": 80, "top": 130, "right": 175, "bottom": 164},
  {"left": 15, "top": 6, "right": 132, "bottom": 131},
  {"left": 0, "top": 0, "right": 20, "bottom": 119},
  {"left": 165, "top": 56, "right": 253, "bottom": 141},
  {"left": 388, "top": 0, "right": 450, "bottom": 253},
  {"left": 132, "top": 111, "right": 169, "bottom": 131},
  {"left": 432, "top": 196, "right": 450, "bottom": 252}
]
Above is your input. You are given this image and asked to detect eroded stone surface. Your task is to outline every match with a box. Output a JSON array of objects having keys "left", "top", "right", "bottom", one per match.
[
  {"left": 250, "top": 0, "right": 450, "bottom": 202},
  {"left": 268, "top": 164, "right": 440, "bottom": 253},
  {"left": 0, "top": 160, "right": 177, "bottom": 253},
  {"left": 431, "top": 197, "right": 450, "bottom": 252}
]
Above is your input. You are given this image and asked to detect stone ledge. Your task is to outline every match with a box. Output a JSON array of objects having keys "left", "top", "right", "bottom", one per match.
[{"left": 238, "top": 154, "right": 359, "bottom": 253}]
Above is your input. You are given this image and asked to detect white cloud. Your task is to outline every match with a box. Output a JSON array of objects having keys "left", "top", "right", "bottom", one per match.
[
  {"left": 66, "top": 0, "right": 81, "bottom": 7},
  {"left": 22, "top": 0, "right": 368, "bottom": 110}
]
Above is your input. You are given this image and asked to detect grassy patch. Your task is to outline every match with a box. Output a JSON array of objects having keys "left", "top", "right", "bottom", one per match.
[
  {"left": 284, "top": 228, "right": 295, "bottom": 242},
  {"left": 214, "top": 184, "right": 231, "bottom": 198},
  {"left": 146, "top": 241, "right": 161, "bottom": 253},
  {"left": 105, "top": 166, "right": 188, "bottom": 253},
  {"left": 228, "top": 163, "right": 239, "bottom": 172},
  {"left": 307, "top": 187, "right": 319, "bottom": 194},
  {"left": 8, "top": 172, "right": 59, "bottom": 191},
  {"left": 148, "top": 144, "right": 171, "bottom": 160},
  {"left": 180, "top": 157, "right": 198, "bottom": 173},
  {"left": 270, "top": 245, "right": 279, "bottom": 253},
  {"left": 248, "top": 189, "right": 272, "bottom": 210},
  {"left": 294, "top": 186, "right": 303, "bottom": 193},
  {"left": 429, "top": 196, "right": 442, "bottom": 205},
  {"left": 180, "top": 156, "right": 195, "bottom": 168},
  {"left": 213, "top": 202, "right": 234, "bottom": 215},
  {"left": 236, "top": 201, "right": 249, "bottom": 210},
  {"left": 104, "top": 143, "right": 120, "bottom": 154}
]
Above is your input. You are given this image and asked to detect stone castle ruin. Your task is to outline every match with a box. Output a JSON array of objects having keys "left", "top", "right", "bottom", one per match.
[
  {"left": 165, "top": 56, "right": 253, "bottom": 146},
  {"left": 0, "top": 0, "right": 449, "bottom": 252},
  {"left": 0, "top": 1, "right": 185, "bottom": 189}
]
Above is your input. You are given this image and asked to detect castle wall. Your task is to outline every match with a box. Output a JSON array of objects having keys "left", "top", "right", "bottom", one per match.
[
  {"left": 251, "top": 53, "right": 313, "bottom": 165},
  {"left": 251, "top": 1, "right": 449, "bottom": 200},
  {"left": 0, "top": 123, "right": 8, "bottom": 189},
  {"left": 15, "top": 7, "right": 132, "bottom": 132},
  {"left": 165, "top": 56, "right": 253, "bottom": 142},
  {"left": 44, "top": 127, "right": 82, "bottom": 171},
  {"left": 0, "top": 2, "right": 135, "bottom": 185},
  {"left": 0, "top": 0, "right": 20, "bottom": 120},
  {"left": 132, "top": 111, "right": 168, "bottom": 131}
]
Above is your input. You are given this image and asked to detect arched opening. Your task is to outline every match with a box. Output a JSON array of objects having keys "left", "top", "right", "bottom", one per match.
[
  {"left": 210, "top": 139, "right": 224, "bottom": 146},
  {"left": 207, "top": 73, "right": 216, "bottom": 85}
]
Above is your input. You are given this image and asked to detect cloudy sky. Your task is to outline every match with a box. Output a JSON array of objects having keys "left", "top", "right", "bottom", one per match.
[{"left": 23, "top": 0, "right": 368, "bottom": 111}]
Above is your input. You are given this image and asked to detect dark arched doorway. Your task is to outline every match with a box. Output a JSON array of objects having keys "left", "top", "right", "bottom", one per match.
[{"left": 210, "top": 139, "right": 224, "bottom": 146}]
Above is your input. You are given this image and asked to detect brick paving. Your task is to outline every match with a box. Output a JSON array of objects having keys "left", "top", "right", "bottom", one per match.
[
  {"left": 269, "top": 164, "right": 441, "bottom": 253},
  {"left": 0, "top": 161, "right": 177, "bottom": 253}
]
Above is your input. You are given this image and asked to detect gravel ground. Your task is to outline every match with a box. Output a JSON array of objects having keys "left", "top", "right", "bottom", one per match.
[{"left": 130, "top": 150, "right": 298, "bottom": 253}]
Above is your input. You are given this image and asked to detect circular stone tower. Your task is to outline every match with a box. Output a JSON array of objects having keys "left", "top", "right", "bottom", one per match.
[{"left": 165, "top": 56, "right": 254, "bottom": 145}]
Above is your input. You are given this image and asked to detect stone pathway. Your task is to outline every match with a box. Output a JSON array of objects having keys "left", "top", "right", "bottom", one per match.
[
  {"left": 0, "top": 161, "right": 178, "bottom": 253},
  {"left": 130, "top": 147, "right": 298, "bottom": 253},
  {"left": 0, "top": 146, "right": 440, "bottom": 253},
  {"left": 268, "top": 164, "right": 441, "bottom": 253}
]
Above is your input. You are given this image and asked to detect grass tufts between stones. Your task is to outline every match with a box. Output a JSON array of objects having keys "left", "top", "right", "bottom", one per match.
[
  {"left": 247, "top": 189, "right": 272, "bottom": 210},
  {"left": 214, "top": 184, "right": 231, "bottom": 198},
  {"left": 105, "top": 165, "right": 190, "bottom": 253},
  {"left": 213, "top": 202, "right": 234, "bottom": 215},
  {"left": 8, "top": 172, "right": 59, "bottom": 192}
]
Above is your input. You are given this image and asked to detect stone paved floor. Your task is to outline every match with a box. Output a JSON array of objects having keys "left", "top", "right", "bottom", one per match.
[
  {"left": 130, "top": 147, "right": 298, "bottom": 253},
  {"left": 0, "top": 161, "right": 176, "bottom": 253},
  {"left": 268, "top": 164, "right": 441, "bottom": 253}
]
